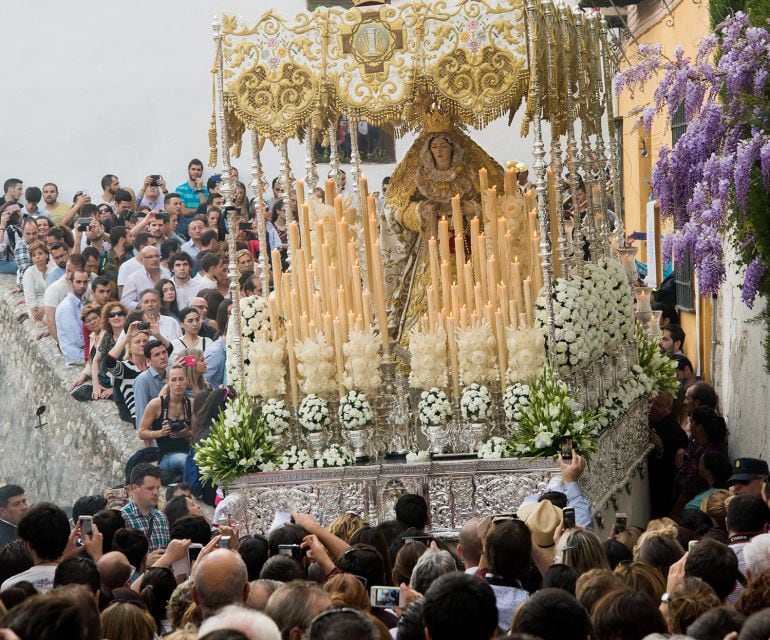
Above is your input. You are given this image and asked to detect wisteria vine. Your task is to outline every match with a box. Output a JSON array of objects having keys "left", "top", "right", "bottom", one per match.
[{"left": 616, "top": 13, "right": 770, "bottom": 308}]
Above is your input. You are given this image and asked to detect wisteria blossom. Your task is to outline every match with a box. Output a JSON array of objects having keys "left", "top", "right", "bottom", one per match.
[{"left": 616, "top": 12, "right": 770, "bottom": 307}]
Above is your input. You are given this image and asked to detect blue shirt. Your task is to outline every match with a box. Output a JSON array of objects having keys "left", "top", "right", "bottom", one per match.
[
  {"left": 204, "top": 337, "right": 226, "bottom": 388},
  {"left": 46, "top": 266, "right": 65, "bottom": 286},
  {"left": 55, "top": 293, "right": 84, "bottom": 364},
  {"left": 133, "top": 365, "right": 166, "bottom": 428},
  {"left": 175, "top": 181, "right": 209, "bottom": 210},
  {"left": 520, "top": 478, "right": 593, "bottom": 530}
]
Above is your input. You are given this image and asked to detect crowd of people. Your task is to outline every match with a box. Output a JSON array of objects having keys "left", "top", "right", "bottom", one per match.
[
  {"left": 0, "top": 163, "right": 356, "bottom": 500},
  {"left": 4, "top": 167, "right": 770, "bottom": 639},
  {"left": 2, "top": 432, "right": 770, "bottom": 640}
]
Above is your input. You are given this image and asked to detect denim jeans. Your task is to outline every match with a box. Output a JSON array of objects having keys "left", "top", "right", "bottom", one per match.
[
  {"left": 0, "top": 259, "right": 17, "bottom": 275},
  {"left": 159, "top": 452, "right": 188, "bottom": 478}
]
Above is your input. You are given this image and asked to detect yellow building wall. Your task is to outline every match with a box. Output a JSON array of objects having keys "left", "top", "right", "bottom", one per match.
[{"left": 618, "top": 0, "right": 713, "bottom": 380}]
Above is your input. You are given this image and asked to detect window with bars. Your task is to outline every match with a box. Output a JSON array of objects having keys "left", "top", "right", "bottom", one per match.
[{"left": 671, "top": 102, "right": 695, "bottom": 310}]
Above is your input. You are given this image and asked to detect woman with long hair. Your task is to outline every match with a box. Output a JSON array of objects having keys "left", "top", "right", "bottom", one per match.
[
  {"left": 270, "top": 197, "right": 288, "bottom": 244},
  {"left": 155, "top": 278, "right": 180, "bottom": 319},
  {"left": 175, "top": 347, "right": 209, "bottom": 396},
  {"left": 138, "top": 363, "right": 192, "bottom": 480},
  {"left": 105, "top": 321, "right": 151, "bottom": 424},
  {"left": 185, "top": 386, "right": 233, "bottom": 504},
  {"left": 233, "top": 181, "right": 249, "bottom": 217},
  {"left": 100, "top": 601, "right": 156, "bottom": 640},
  {"left": 171, "top": 306, "right": 213, "bottom": 355},
  {"left": 557, "top": 529, "right": 611, "bottom": 575},
  {"left": 203, "top": 299, "right": 231, "bottom": 388},
  {"left": 138, "top": 566, "right": 177, "bottom": 635},
  {"left": 89, "top": 301, "right": 128, "bottom": 400}
]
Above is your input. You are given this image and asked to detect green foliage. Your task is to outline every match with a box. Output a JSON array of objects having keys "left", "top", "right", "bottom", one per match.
[
  {"left": 636, "top": 326, "right": 679, "bottom": 397},
  {"left": 194, "top": 389, "right": 280, "bottom": 484},
  {"left": 507, "top": 365, "right": 601, "bottom": 459}
]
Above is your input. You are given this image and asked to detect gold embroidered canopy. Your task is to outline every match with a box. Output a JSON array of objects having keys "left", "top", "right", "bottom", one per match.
[{"left": 211, "top": 0, "right": 611, "bottom": 149}]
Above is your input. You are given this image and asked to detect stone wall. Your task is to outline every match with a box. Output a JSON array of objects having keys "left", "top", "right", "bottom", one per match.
[
  {"left": 0, "top": 276, "right": 137, "bottom": 506},
  {"left": 715, "top": 258, "right": 770, "bottom": 459}
]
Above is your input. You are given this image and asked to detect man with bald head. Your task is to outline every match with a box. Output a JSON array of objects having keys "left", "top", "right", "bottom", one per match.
[
  {"left": 97, "top": 551, "right": 132, "bottom": 601},
  {"left": 458, "top": 517, "right": 483, "bottom": 574},
  {"left": 120, "top": 244, "right": 170, "bottom": 310},
  {"left": 192, "top": 549, "right": 250, "bottom": 620}
]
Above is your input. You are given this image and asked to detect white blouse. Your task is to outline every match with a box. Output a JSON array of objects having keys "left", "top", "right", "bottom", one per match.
[{"left": 23, "top": 265, "right": 49, "bottom": 309}]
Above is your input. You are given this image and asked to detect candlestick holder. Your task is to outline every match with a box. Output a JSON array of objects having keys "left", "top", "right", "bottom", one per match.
[
  {"left": 617, "top": 247, "right": 639, "bottom": 286},
  {"left": 649, "top": 310, "right": 663, "bottom": 338},
  {"left": 343, "top": 428, "right": 371, "bottom": 464},
  {"left": 305, "top": 432, "right": 326, "bottom": 460}
]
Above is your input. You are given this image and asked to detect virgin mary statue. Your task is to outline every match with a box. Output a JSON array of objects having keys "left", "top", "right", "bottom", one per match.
[{"left": 382, "top": 111, "right": 505, "bottom": 344}]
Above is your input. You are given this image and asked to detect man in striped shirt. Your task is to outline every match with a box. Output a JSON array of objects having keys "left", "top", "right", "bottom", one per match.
[{"left": 121, "top": 463, "right": 170, "bottom": 552}]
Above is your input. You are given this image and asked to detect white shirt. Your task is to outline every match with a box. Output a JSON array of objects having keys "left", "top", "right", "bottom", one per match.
[
  {"left": 196, "top": 274, "right": 218, "bottom": 291},
  {"left": 121, "top": 267, "right": 171, "bottom": 310},
  {"left": 23, "top": 265, "right": 49, "bottom": 308},
  {"left": 117, "top": 256, "right": 142, "bottom": 288},
  {"left": 173, "top": 275, "right": 204, "bottom": 308},
  {"left": 2, "top": 564, "right": 57, "bottom": 593},
  {"left": 44, "top": 274, "right": 71, "bottom": 308},
  {"left": 158, "top": 315, "right": 183, "bottom": 343}
]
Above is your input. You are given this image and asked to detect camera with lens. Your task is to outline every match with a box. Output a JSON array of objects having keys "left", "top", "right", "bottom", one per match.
[{"left": 168, "top": 419, "right": 187, "bottom": 433}]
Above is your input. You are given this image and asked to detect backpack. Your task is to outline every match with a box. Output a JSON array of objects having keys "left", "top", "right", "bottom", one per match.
[{"left": 124, "top": 447, "right": 160, "bottom": 485}]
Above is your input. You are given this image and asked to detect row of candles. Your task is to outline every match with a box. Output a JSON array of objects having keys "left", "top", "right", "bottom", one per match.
[{"left": 261, "top": 167, "right": 547, "bottom": 405}]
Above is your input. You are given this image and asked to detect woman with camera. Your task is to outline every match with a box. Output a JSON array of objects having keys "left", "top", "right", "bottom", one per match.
[
  {"left": 105, "top": 320, "right": 151, "bottom": 424},
  {"left": 138, "top": 362, "right": 192, "bottom": 480}
]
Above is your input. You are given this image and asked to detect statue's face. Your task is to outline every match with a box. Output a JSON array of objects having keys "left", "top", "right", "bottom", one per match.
[{"left": 430, "top": 136, "right": 453, "bottom": 170}]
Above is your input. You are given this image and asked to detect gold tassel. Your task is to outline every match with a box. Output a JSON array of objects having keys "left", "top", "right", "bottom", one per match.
[{"left": 208, "top": 112, "right": 218, "bottom": 168}]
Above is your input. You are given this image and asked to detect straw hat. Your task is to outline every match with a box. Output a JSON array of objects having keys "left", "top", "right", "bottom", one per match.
[{"left": 517, "top": 500, "right": 563, "bottom": 548}]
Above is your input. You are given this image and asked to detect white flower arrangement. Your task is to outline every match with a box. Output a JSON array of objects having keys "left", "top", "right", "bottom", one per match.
[
  {"left": 456, "top": 322, "right": 499, "bottom": 385},
  {"left": 239, "top": 295, "right": 271, "bottom": 342},
  {"left": 505, "top": 326, "right": 546, "bottom": 384},
  {"left": 418, "top": 387, "right": 452, "bottom": 426},
  {"left": 408, "top": 326, "right": 448, "bottom": 389},
  {"left": 298, "top": 394, "right": 330, "bottom": 433},
  {"left": 316, "top": 443, "right": 355, "bottom": 468},
  {"left": 535, "top": 277, "right": 592, "bottom": 375},
  {"left": 279, "top": 445, "right": 315, "bottom": 470},
  {"left": 247, "top": 335, "right": 286, "bottom": 399},
  {"left": 507, "top": 366, "right": 601, "bottom": 458},
  {"left": 460, "top": 384, "right": 492, "bottom": 422},
  {"left": 603, "top": 258, "right": 636, "bottom": 345},
  {"left": 294, "top": 331, "right": 337, "bottom": 396},
  {"left": 477, "top": 436, "right": 513, "bottom": 460},
  {"left": 262, "top": 398, "right": 291, "bottom": 436},
  {"left": 582, "top": 259, "right": 636, "bottom": 355},
  {"left": 338, "top": 389, "right": 374, "bottom": 431},
  {"left": 194, "top": 389, "right": 280, "bottom": 483},
  {"left": 503, "top": 382, "right": 531, "bottom": 424},
  {"left": 596, "top": 364, "right": 654, "bottom": 429},
  {"left": 343, "top": 329, "right": 382, "bottom": 394}
]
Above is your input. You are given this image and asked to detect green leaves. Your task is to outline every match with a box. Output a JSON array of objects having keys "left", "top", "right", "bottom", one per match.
[{"left": 194, "top": 388, "right": 280, "bottom": 484}]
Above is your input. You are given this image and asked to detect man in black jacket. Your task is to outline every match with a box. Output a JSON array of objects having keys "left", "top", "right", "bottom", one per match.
[
  {"left": 648, "top": 393, "right": 688, "bottom": 518},
  {"left": 0, "top": 484, "right": 28, "bottom": 545}
]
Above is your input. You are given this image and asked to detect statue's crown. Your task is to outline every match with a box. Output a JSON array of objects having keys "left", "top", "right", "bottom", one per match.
[{"left": 423, "top": 109, "right": 452, "bottom": 133}]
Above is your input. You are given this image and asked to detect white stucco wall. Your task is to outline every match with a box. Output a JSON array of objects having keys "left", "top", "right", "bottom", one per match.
[
  {"left": 716, "top": 259, "right": 770, "bottom": 459},
  {"left": 0, "top": 0, "right": 539, "bottom": 204}
]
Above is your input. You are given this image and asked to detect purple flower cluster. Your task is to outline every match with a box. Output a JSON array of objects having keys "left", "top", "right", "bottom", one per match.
[
  {"left": 743, "top": 257, "right": 767, "bottom": 308},
  {"left": 616, "top": 12, "right": 770, "bottom": 302}
]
